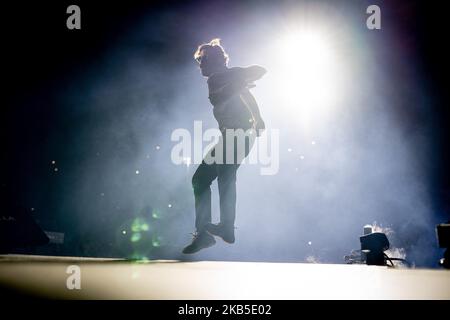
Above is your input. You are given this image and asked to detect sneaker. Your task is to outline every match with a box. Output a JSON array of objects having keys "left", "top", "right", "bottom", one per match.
[
  {"left": 182, "top": 231, "right": 216, "bottom": 254},
  {"left": 205, "top": 223, "right": 235, "bottom": 243}
]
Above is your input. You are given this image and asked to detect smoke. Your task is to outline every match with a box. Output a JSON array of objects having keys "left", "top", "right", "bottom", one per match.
[
  {"left": 369, "top": 222, "right": 409, "bottom": 266},
  {"left": 35, "top": 1, "right": 441, "bottom": 267}
]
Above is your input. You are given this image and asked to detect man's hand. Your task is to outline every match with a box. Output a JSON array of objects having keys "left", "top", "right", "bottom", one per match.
[{"left": 244, "top": 65, "right": 267, "bottom": 83}]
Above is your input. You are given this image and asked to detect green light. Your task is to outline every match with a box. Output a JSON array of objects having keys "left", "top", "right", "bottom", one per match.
[
  {"left": 131, "top": 232, "right": 142, "bottom": 242},
  {"left": 122, "top": 230, "right": 127, "bottom": 235},
  {"left": 131, "top": 218, "right": 150, "bottom": 232},
  {"left": 152, "top": 235, "right": 163, "bottom": 247},
  {"left": 152, "top": 209, "right": 162, "bottom": 219},
  {"left": 130, "top": 253, "right": 141, "bottom": 260},
  {"left": 131, "top": 219, "right": 141, "bottom": 232},
  {"left": 130, "top": 254, "right": 150, "bottom": 263}
]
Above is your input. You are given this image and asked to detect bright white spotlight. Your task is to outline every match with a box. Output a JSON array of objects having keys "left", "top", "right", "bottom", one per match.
[{"left": 275, "top": 31, "right": 336, "bottom": 117}]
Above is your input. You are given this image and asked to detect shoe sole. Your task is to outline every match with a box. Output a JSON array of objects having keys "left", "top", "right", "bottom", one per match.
[
  {"left": 206, "top": 230, "right": 235, "bottom": 244},
  {"left": 182, "top": 239, "right": 216, "bottom": 254}
]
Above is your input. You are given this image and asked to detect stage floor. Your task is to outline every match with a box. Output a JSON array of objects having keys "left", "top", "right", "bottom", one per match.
[{"left": 0, "top": 255, "right": 449, "bottom": 299}]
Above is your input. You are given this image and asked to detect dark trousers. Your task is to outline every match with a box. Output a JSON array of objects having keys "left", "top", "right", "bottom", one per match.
[{"left": 192, "top": 130, "right": 255, "bottom": 233}]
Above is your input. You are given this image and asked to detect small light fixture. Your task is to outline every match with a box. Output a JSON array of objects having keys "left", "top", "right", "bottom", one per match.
[
  {"left": 360, "top": 231, "right": 390, "bottom": 266},
  {"left": 436, "top": 223, "right": 450, "bottom": 269}
]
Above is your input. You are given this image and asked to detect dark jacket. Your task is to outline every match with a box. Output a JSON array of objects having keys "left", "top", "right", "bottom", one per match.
[{"left": 207, "top": 66, "right": 266, "bottom": 134}]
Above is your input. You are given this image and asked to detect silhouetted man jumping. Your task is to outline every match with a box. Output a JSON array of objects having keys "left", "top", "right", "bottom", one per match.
[{"left": 183, "top": 39, "right": 267, "bottom": 254}]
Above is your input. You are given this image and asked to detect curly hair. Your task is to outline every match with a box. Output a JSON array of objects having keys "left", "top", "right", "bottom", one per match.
[{"left": 194, "top": 38, "right": 229, "bottom": 65}]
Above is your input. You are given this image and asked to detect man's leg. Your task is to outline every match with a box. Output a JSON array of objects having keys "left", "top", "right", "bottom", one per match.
[
  {"left": 207, "top": 132, "right": 255, "bottom": 243},
  {"left": 217, "top": 163, "right": 239, "bottom": 231},
  {"left": 192, "top": 160, "right": 218, "bottom": 233},
  {"left": 182, "top": 153, "right": 218, "bottom": 254}
]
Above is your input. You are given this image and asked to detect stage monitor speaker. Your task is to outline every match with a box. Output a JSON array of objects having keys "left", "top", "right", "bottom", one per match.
[{"left": 0, "top": 204, "right": 49, "bottom": 253}]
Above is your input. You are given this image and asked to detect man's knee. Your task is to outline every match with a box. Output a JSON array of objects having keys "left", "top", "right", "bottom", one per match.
[{"left": 192, "top": 172, "right": 210, "bottom": 194}]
